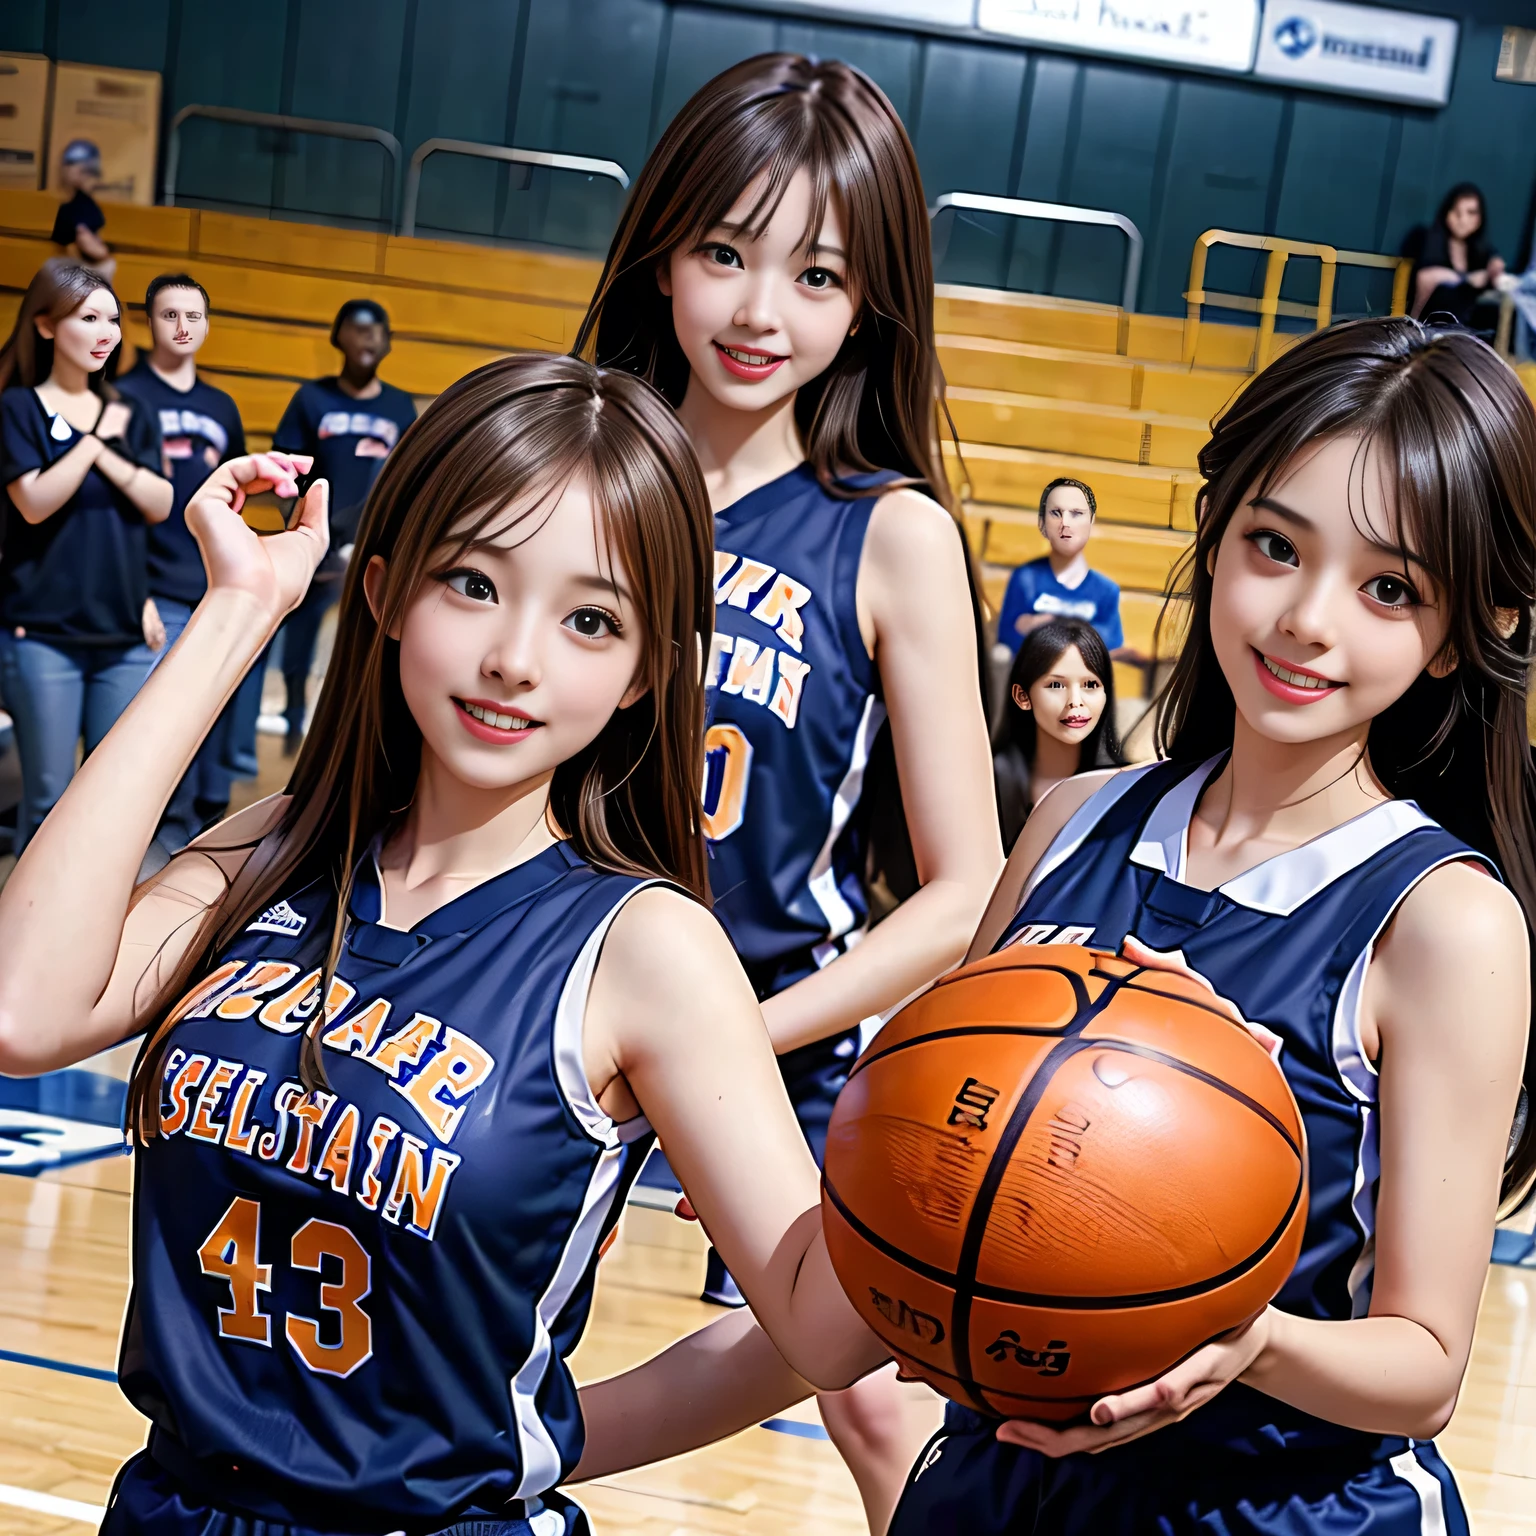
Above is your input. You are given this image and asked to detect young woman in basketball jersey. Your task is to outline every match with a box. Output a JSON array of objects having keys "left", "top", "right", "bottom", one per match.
[
  {"left": 577, "top": 56, "right": 1002, "bottom": 1528},
  {"left": 878, "top": 316, "right": 1536, "bottom": 1533},
  {"left": 0, "top": 354, "right": 896, "bottom": 1535}
]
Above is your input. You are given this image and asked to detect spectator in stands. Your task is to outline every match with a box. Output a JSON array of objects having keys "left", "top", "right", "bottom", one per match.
[
  {"left": 996, "top": 476, "right": 1124, "bottom": 656},
  {"left": 270, "top": 298, "right": 415, "bottom": 752},
  {"left": 1410, "top": 183, "right": 1504, "bottom": 325},
  {"left": 0, "top": 260, "right": 171, "bottom": 852},
  {"left": 117, "top": 272, "right": 248, "bottom": 865},
  {"left": 992, "top": 617, "right": 1124, "bottom": 852},
  {"left": 51, "top": 139, "right": 114, "bottom": 282}
]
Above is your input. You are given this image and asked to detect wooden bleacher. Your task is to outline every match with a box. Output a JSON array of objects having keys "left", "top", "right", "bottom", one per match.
[{"left": 12, "top": 188, "right": 1525, "bottom": 699}]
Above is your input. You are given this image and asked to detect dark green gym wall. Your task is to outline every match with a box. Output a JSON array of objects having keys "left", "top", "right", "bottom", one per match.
[{"left": 3, "top": 0, "right": 1532, "bottom": 316}]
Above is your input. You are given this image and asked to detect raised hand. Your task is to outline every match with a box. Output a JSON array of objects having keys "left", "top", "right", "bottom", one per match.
[{"left": 184, "top": 453, "right": 330, "bottom": 622}]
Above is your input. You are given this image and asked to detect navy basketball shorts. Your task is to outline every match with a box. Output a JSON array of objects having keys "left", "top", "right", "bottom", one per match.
[
  {"left": 101, "top": 1451, "right": 591, "bottom": 1536},
  {"left": 887, "top": 1407, "right": 1469, "bottom": 1536}
]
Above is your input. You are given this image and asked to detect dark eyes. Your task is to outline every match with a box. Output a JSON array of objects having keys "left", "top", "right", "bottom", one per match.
[
  {"left": 799, "top": 266, "right": 842, "bottom": 291},
  {"left": 1360, "top": 574, "right": 1421, "bottom": 609},
  {"left": 702, "top": 243, "right": 742, "bottom": 269},
  {"left": 564, "top": 607, "right": 622, "bottom": 640},
  {"left": 1247, "top": 529, "right": 1299, "bottom": 567},
  {"left": 444, "top": 568, "right": 496, "bottom": 603}
]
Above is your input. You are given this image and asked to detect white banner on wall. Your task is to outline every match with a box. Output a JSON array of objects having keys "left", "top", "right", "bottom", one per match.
[
  {"left": 977, "top": 0, "right": 1260, "bottom": 72},
  {"left": 1254, "top": 0, "right": 1458, "bottom": 105}
]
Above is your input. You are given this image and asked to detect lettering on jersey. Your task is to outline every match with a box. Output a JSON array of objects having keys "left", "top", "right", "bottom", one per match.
[
  {"left": 188, "top": 1059, "right": 242, "bottom": 1143},
  {"left": 314, "top": 1103, "right": 361, "bottom": 1194},
  {"left": 947, "top": 1078, "right": 1000, "bottom": 1133},
  {"left": 248, "top": 900, "right": 307, "bottom": 939},
  {"left": 868, "top": 1287, "right": 945, "bottom": 1346},
  {"left": 222, "top": 1069, "right": 268, "bottom": 1155},
  {"left": 382, "top": 1133, "right": 461, "bottom": 1239},
  {"left": 709, "top": 550, "right": 816, "bottom": 730},
  {"left": 983, "top": 1331, "right": 1070, "bottom": 1377},
  {"left": 156, "top": 406, "right": 230, "bottom": 456},
  {"left": 317, "top": 411, "right": 400, "bottom": 449},
  {"left": 1009, "top": 922, "right": 1097, "bottom": 948},
  {"left": 357, "top": 1116, "right": 401, "bottom": 1211}
]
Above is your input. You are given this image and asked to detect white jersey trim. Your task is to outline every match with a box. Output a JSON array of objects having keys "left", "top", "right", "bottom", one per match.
[
  {"left": 1388, "top": 1443, "right": 1450, "bottom": 1536},
  {"left": 1330, "top": 851, "right": 1485, "bottom": 1316},
  {"left": 1018, "top": 762, "right": 1161, "bottom": 910},
  {"left": 1130, "top": 757, "right": 1439, "bottom": 916},
  {"left": 511, "top": 882, "right": 658, "bottom": 1498},
  {"left": 807, "top": 693, "right": 885, "bottom": 939}
]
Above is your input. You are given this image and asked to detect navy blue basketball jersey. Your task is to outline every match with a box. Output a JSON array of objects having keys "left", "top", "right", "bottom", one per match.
[
  {"left": 120, "top": 841, "right": 657, "bottom": 1526},
  {"left": 704, "top": 464, "right": 894, "bottom": 973},
  {"left": 995, "top": 756, "right": 1489, "bottom": 1445}
]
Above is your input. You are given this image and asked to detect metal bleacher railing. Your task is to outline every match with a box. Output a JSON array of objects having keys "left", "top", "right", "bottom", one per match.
[
  {"left": 164, "top": 107, "right": 403, "bottom": 226},
  {"left": 400, "top": 142, "right": 629, "bottom": 240},
  {"left": 928, "top": 192, "right": 1144, "bottom": 315},
  {"left": 1184, "top": 230, "right": 1413, "bottom": 368}
]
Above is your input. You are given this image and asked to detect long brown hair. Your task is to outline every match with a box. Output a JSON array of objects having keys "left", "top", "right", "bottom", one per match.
[
  {"left": 0, "top": 256, "right": 121, "bottom": 397},
  {"left": 576, "top": 51, "right": 987, "bottom": 902},
  {"left": 575, "top": 52, "right": 954, "bottom": 514},
  {"left": 126, "top": 354, "right": 714, "bottom": 1139},
  {"left": 1155, "top": 317, "right": 1536, "bottom": 1207}
]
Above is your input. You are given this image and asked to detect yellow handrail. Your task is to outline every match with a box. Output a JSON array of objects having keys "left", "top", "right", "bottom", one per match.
[{"left": 1184, "top": 232, "right": 1414, "bottom": 371}]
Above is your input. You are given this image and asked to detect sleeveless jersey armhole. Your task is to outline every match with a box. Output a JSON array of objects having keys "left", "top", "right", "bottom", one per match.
[{"left": 551, "top": 880, "right": 666, "bottom": 1150}]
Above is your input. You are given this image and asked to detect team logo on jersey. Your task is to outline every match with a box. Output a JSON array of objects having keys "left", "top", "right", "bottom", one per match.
[
  {"left": 248, "top": 900, "right": 307, "bottom": 938},
  {"left": 1009, "top": 922, "right": 1096, "bottom": 948}
]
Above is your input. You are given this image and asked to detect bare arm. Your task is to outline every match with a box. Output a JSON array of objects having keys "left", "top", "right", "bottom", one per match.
[
  {"left": 763, "top": 491, "right": 1003, "bottom": 1053},
  {"left": 583, "top": 887, "right": 889, "bottom": 1401},
  {"left": 1000, "top": 862, "right": 1529, "bottom": 1455},
  {"left": 94, "top": 439, "right": 174, "bottom": 522},
  {"left": 74, "top": 224, "right": 111, "bottom": 261},
  {"left": 0, "top": 454, "right": 324, "bottom": 1075},
  {"left": 6, "top": 435, "right": 108, "bottom": 523}
]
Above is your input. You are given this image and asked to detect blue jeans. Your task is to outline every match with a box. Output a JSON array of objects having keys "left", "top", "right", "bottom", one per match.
[
  {"left": 150, "top": 599, "right": 263, "bottom": 859},
  {"left": 0, "top": 629, "right": 156, "bottom": 853}
]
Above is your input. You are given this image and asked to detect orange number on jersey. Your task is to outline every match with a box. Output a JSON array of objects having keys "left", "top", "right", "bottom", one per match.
[
  {"left": 196, "top": 1196, "right": 273, "bottom": 1346},
  {"left": 702, "top": 723, "right": 753, "bottom": 841},
  {"left": 286, "top": 1219, "right": 374, "bottom": 1378}
]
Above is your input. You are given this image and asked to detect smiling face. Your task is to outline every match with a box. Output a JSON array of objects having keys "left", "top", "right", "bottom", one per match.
[
  {"left": 148, "top": 286, "right": 209, "bottom": 362},
  {"left": 1209, "top": 433, "right": 1449, "bottom": 749},
  {"left": 1040, "top": 485, "right": 1095, "bottom": 559},
  {"left": 380, "top": 473, "right": 648, "bottom": 796},
  {"left": 659, "top": 165, "right": 857, "bottom": 414},
  {"left": 1015, "top": 643, "right": 1107, "bottom": 747},
  {"left": 34, "top": 286, "right": 120, "bottom": 375}
]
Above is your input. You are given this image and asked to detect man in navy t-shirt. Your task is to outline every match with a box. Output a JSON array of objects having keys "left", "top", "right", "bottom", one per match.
[
  {"left": 270, "top": 299, "right": 416, "bottom": 751},
  {"left": 118, "top": 273, "right": 248, "bottom": 862},
  {"left": 996, "top": 476, "right": 1124, "bottom": 656}
]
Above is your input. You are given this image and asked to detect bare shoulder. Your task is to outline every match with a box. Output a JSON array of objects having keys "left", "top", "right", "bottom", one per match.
[
  {"left": 1382, "top": 859, "right": 1529, "bottom": 974},
  {"left": 1024, "top": 767, "right": 1126, "bottom": 848},
  {"left": 600, "top": 885, "right": 753, "bottom": 1003},
  {"left": 866, "top": 486, "right": 964, "bottom": 570}
]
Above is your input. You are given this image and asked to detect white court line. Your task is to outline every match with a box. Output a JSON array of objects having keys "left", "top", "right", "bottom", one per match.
[{"left": 0, "top": 1480, "right": 105, "bottom": 1524}]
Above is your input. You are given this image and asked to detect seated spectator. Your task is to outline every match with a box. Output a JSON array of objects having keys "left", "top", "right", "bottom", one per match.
[
  {"left": 1410, "top": 183, "right": 1504, "bottom": 326},
  {"left": 992, "top": 617, "right": 1125, "bottom": 852},
  {"left": 995, "top": 476, "right": 1123, "bottom": 657},
  {"left": 51, "top": 139, "right": 114, "bottom": 283},
  {"left": 270, "top": 299, "right": 416, "bottom": 751}
]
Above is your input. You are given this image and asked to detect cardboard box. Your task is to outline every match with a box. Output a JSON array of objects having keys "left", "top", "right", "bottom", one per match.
[
  {"left": 47, "top": 61, "right": 161, "bottom": 206},
  {"left": 0, "top": 53, "right": 50, "bottom": 193}
]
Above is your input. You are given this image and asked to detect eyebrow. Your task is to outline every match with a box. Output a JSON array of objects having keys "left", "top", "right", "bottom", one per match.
[
  {"left": 1249, "top": 495, "right": 1428, "bottom": 572},
  {"left": 570, "top": 571, "right": 633, "bottom": 605}
]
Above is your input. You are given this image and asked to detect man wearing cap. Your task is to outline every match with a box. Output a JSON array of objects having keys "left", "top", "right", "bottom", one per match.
[
  {"left": 51, "top": 139, "right": 114, "bottom": 280},
  {"left": 269, "top": 298, "right": 416, "bottom": 751}
]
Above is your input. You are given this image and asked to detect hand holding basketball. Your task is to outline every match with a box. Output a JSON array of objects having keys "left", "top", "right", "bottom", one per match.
[
  {"left": 995, "top": 1307, "right": 1273, "bottom": 1456},
  {"left": 185, "top": 452, "right": 330, "bottom": 620}
]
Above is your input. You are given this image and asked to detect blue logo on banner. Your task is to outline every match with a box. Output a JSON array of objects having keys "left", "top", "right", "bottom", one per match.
[{"left": 1275, "top": 16, "right": 1318, "bottom": 57}]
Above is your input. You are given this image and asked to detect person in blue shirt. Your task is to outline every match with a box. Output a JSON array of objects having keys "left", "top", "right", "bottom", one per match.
[
  {"left": 996, "top": 478, "right": 1124, "bottom": 656},
  {"left": 117, "top": 273, "right": 248, "bottom": 864},
  {"left": 269, "top": 299, "right": 417, "bottom": 752}
]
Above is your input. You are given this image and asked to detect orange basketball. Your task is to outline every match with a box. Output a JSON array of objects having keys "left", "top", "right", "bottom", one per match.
[{"left": 821, "top": 945, "right": 1307, "bottom": 1422}]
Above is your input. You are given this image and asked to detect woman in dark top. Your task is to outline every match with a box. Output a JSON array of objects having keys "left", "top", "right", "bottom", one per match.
[
  {"left": 992, "top": 616, "right": 1124, "bottom": 851},
  {"left": 1410, "top": 183, "right": 1505, "bottom": 326},
  {"left": 0, "top": 258, "right": 172, "bottom": 851}
]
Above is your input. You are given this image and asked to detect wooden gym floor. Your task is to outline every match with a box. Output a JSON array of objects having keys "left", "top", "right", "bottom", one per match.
[{"left": 1, "top": 686, "right": 1535, "bottom": 1533}]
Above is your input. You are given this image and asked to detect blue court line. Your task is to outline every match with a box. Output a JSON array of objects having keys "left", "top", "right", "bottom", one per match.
[
  {"left": 0, "top": 1347, "right": 836, "bottom": 1441},
  {"left": 0, "top": 1346, "right": 117, "bottom": 1383},
  {"left": 762, "top": 1417, "right": 831, "bottom": 1440}
]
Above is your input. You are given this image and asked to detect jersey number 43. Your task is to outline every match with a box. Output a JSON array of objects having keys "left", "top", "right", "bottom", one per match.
[{"left": 198, "top": 1196, "right": 372, "bottom": 1378}]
